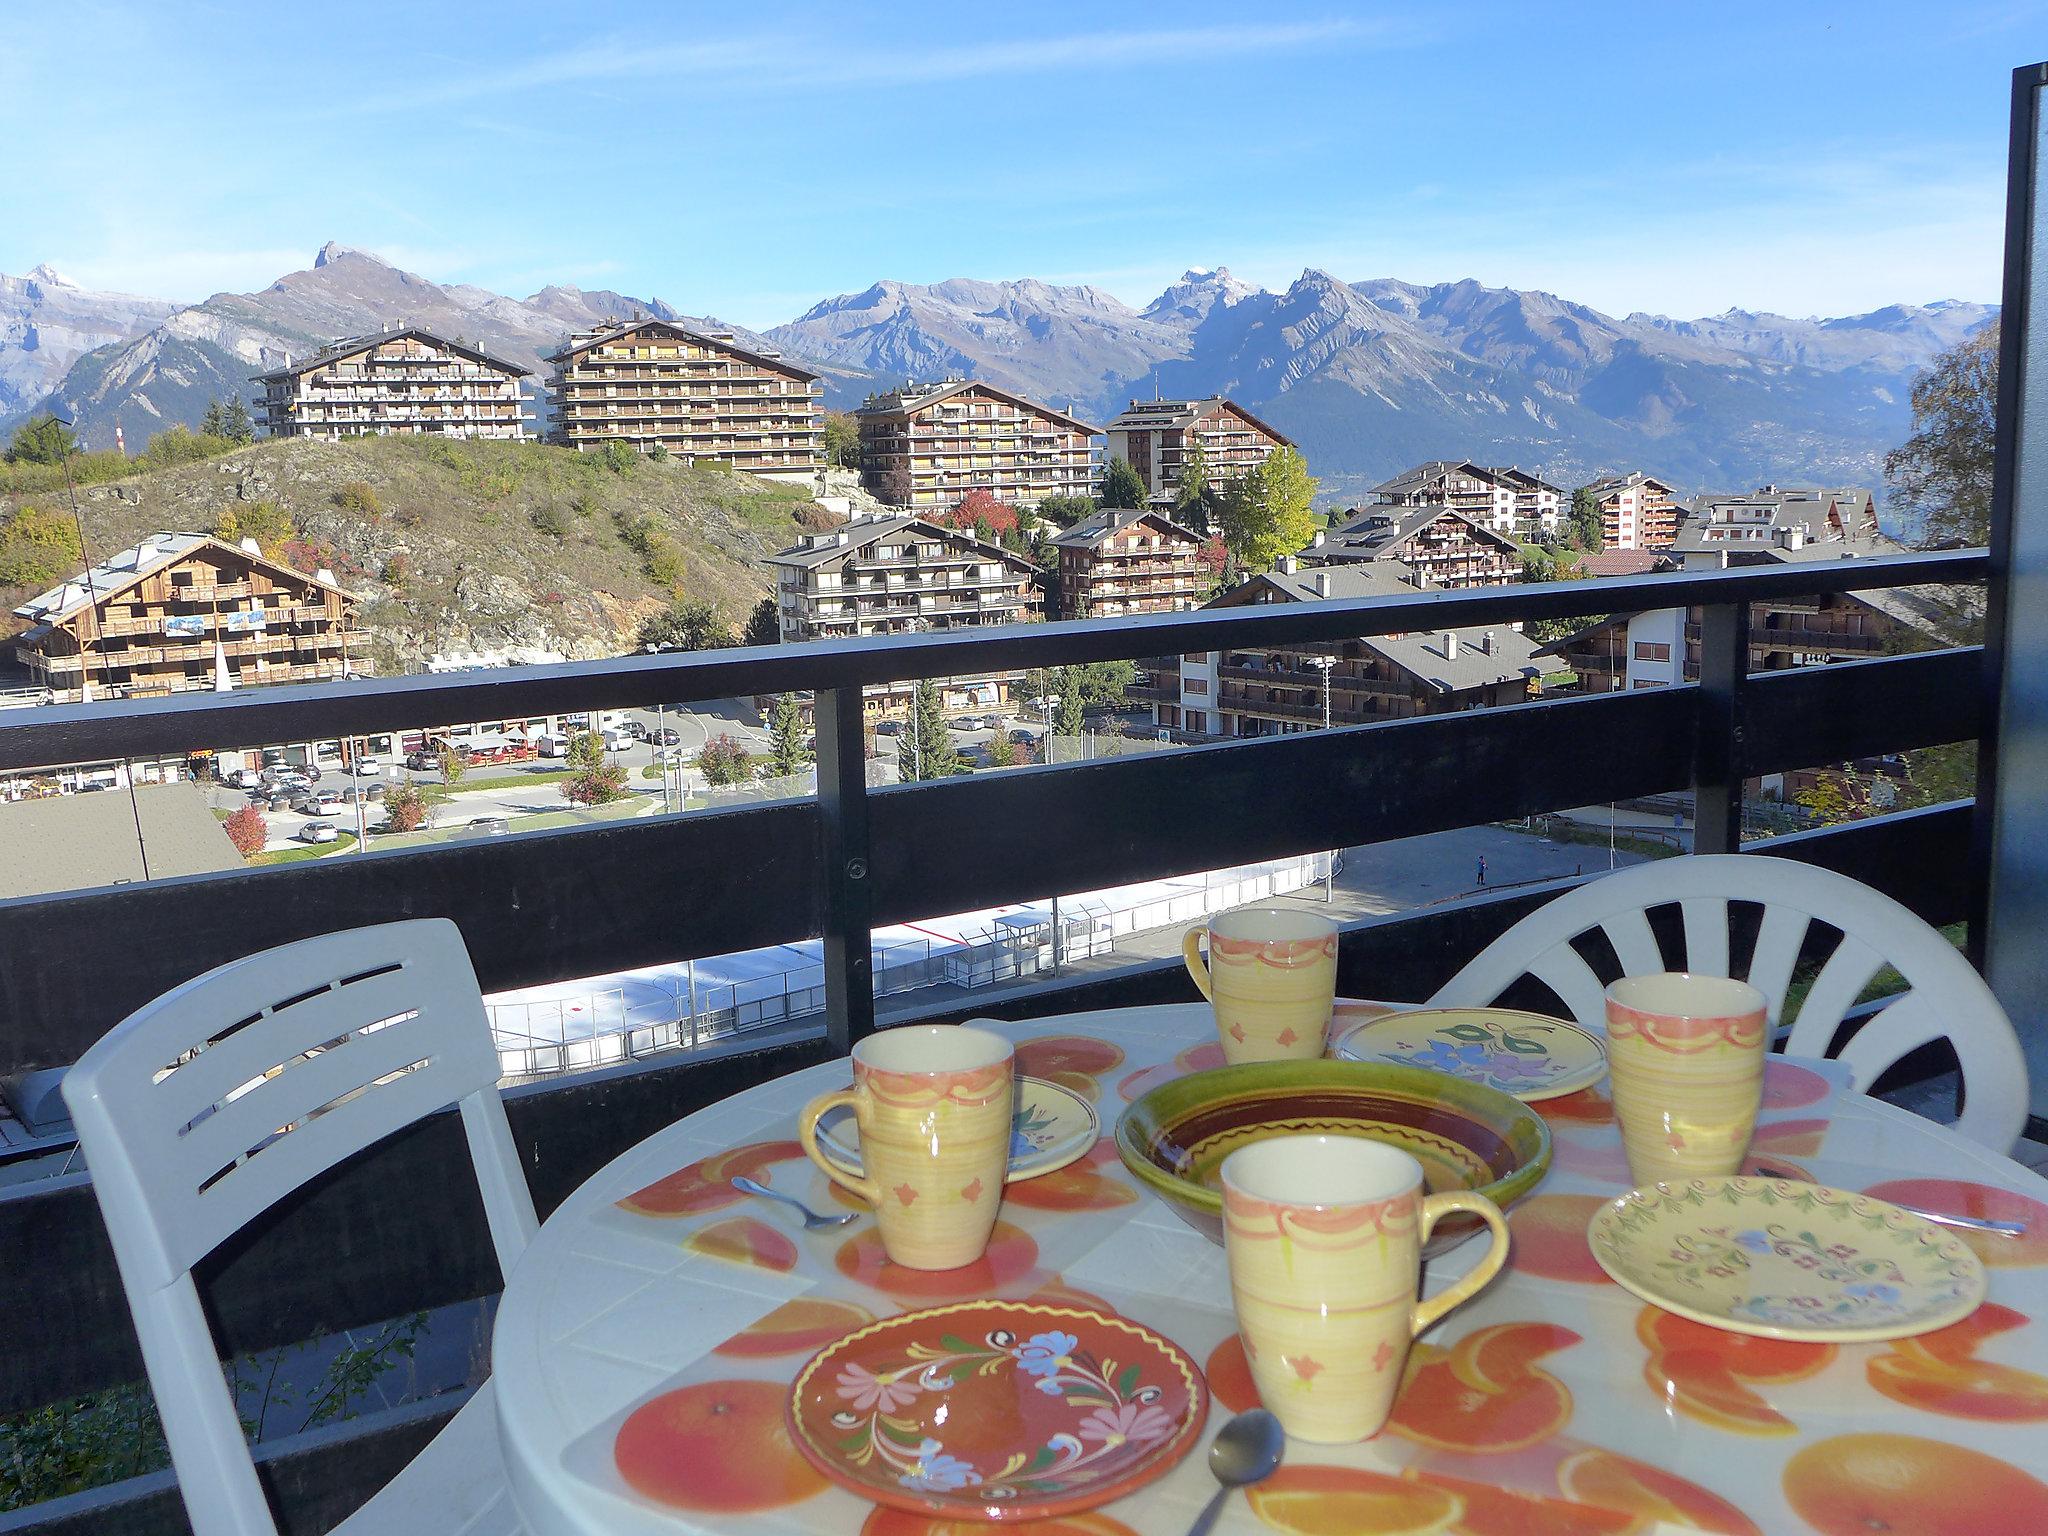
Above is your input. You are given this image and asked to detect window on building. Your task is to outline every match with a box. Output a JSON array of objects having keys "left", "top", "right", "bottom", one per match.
[
  {"left": 1185, "top": 678, "right": 1209, "bottom": 696},
  {"left": 1632, "top": 642, "right": 1672, "bottom": 662},
  {"left": 1186, "top": 710, "right": 1207, "bottom": 733}
]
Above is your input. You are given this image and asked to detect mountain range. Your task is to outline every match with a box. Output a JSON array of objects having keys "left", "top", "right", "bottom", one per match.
[{"left": 2, "top": 245, "right": 1994, "bottom": 502}]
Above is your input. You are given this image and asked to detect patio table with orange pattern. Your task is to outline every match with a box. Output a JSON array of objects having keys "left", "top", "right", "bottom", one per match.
[{"left": 490, "top": 1002, "right": 2048, "bottom": 1535}]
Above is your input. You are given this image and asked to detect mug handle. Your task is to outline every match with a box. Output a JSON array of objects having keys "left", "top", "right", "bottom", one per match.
[
  {"left": 1182, "top": 928, "right": 1213, "bottom": 1000},
  {"left": 798, "top": 1088, "right": 882, "bottom": 1208},
  {"left": 1409, "top": 1190, "right": 1511, "bottom": 1337}
]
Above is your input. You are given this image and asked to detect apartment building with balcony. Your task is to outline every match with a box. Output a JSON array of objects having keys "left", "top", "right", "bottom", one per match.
[
  {"left": 1489, "top": 466, "right": 1565, "bottom": 537},
  {"left": 1103, "top": 397, "right": 1292, "bottom": 500},
  {"left": 1152, "top": 559, "right": 1541, "bottom": 738},
  {"left": 546, "top": 319, "right": 821, "bottom": 481},
  {"left": 1048, "top": 506, "right": 1207, "bottom": 620},
  {"left": 855, "top": 380, "right": 1098, "bottom": 510},
  {"left": 11, "top": 532, "right": 368, "bottom": 703},
  {"left": 1581, "top": 470, "right": 1681, "bottom": 550},
  {"left": 251, "top": 327, "right": 530, "bottom": 440},
  {"left": 1298, "top": 504, "right": 1521, "bottom": 589},
  {"left": 1367, "top": 461, "right": 1518, "bottom": 534},
  {"left": 767, "top": 513, "right": 1043, "bottom": 712}
]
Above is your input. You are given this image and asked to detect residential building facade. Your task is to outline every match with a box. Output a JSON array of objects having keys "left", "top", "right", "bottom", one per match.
[
  {"left": 251, "top": 328, "right": 529, "bottom": 440},
  {"left": 1152, "top": 561, "right": 1540, "bottom": 739},
  {"left": 12, "top": 533, "right": 368, "bottom": 703},
  {"left": 1049, "top": 506, "right": 1207, "bottom": 620},
  {"left": 1489, "top": 466, "right": 1565, "bottom": 538},
  {"left": 1368, "top": 461, "right": 1517, "bottom": 534},
  {"left": 546, "top": 319, "right": 821, "bottom": 480},
  {"left": 855, "top": 381, "right": 1097, "bottom": 509},
  {"left": 1103, "top": 397, "right": 1292, "bottom": 500},
  {"left": 1581, "top": 471, "right": 1681, "bottom": 550},
  {"left": 767, "top": 514, "right": 1042, "bottom": 711},
  {"left": 1300, "top": 504, "right": 1521, "bottom": 589}
]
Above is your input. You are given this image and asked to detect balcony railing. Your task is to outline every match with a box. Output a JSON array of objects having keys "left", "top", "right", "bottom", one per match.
[{"left": 0, "top": 547, "right": 2000, "bottom": 1531}]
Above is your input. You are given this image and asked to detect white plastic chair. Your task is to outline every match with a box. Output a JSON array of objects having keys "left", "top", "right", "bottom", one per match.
[
  {"left": 62, "top": 919, "right": 536, "bottom": 1536},
  {"left": 1427, "top": 854, "right": 2029, "bottom": 1153}
]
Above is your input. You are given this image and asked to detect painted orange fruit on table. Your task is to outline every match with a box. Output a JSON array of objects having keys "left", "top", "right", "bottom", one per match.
[
  {"left": 1205, "top": 1332, "right": 1260, "bottom": 1415},
  {"left": 1388, "top": 1323, "right": 1578, "bottom": 1453},
  {"left": 834, "top": 1218, "right": 1039, "bottom": 1299},
  {"left": 1246, "top": 1464, "right": 1462, "bottom": 1536},
  {"left": 713, "top": 1296, "right": 876, "bottom": 1358},
  {"left": 1862, "top": 1179, "right": 2048, "bottom": 1268},
  {"left": 1761, "top": 1058, "right": 1831, "bottom": 1110},
  {"left": 1507, "top": 1194, "right": 1615, "bottom": 1284},
  {"left": 684, "top": 1215, "right": 800, "bottom": 1272},
  {"left": 616, "top": 1138, "right": 806, "bottom": 1217},
  {"left": 1635, "top": 1307, "right": 1834, "bottom": 1436},
  {"left": 1556, "top": 1448, "right": 1759, "bottom": 1535},
  {"left": 1400, "top": 1469, "right": 1634, "bottom": 1536},
  {"left": 861, "top": 1510, "right": 1139, "bottom": 1536},
  {"left": 1004, "top": 1136, "right": 1138, "bottom": 1212},
  {"left": 1782, "top": 1432, "right": 2048, "bottom": 1535},
  {"left": 1867, "top": 1303, "right": 2048, "bottom": 1421},
  {"left": 1015, "top": 1035, "right": 1126, "bottom": 1080},
  {"left": 613, "top": 1378, "right": 826, "bottom": 1511},
  {"left": 1535, "top": 1085, "right": 1612, "bottom": 1125}
]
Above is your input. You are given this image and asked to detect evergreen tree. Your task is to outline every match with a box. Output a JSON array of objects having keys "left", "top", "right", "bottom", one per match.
[
  {"left": 200, "top": 398, "right": 228, "bottom": 438},
  {"left": 769, "top": 694, "right": 810, "bottom": 776},
  {"left": 224, "top": 396, "right": 254, "bottom": 443},
  {"left": 1566, "top": 487, "right": 1604, "bottom": 550},
  {"left": 5, "top": 414, "right": 77, "bottom": 465},
  {"left": 743, "top": 596, "right": 781, "bottom": 646},
  {"left": 1055, "top": 678, "right": 1087, "bottom": 741},
  {"left": 896, "top": 679, "right": 959, "bottom": 782},
  {"left": 1100, "top": 456, "right": 1146, "bottom": 509},
  {"left": 1173, "top": 441, "right": 1211, "bottom": 530}
]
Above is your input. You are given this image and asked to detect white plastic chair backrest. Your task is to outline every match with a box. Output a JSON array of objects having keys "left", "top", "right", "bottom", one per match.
[
  {"left": 1427, "top": 854, "right": 2028, "bottom": 1154},
  {"left": 62, "top": 918, "right": 538, "bottom": 1536}
]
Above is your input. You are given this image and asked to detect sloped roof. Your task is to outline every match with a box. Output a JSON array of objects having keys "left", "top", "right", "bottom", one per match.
[
  {"left": 12, "top": 533, "right": 347, "bottom": 626},
  {"left": 1488, "top": 465, "right": 1564, "bottom": 495},
  {"left": 1369, "top": 625, "right": 1544, "bottom": 694},
  {"left": 251, "top": 326, "right": 531, "bottom": 382},
  {"left": 1211, "top": 561, "right": 1433, "bottom": 606},
  {"left": 0, "top": 783, "right": 243, "bottom": 899},
  {"left": 1581, "top": 470, "right": 1677, "bottom": 498},
  {"left": 1671, "top": 486, "right": 1879, "bottom": 552},
  {"left": 767, "top": 513, "right": 1038, "bottom": 574},
  {"left": 547, "top": 318, "right": 819, "bottom": 380},
  {"left": 857, "top": 379, "right": 1099, "bottom": 436},
  {"left": 1371, "top": 460, "right": 1497, "bottom": 498},
  {"left": 1050, "top": 504, "right": 1204, "bottom": 551},
  {"left": 1579, "top": 549, "right": 1673, "bottom": 578},
  {"left": 1307, "top": 502, "right": 1517, "bottom": 562}
]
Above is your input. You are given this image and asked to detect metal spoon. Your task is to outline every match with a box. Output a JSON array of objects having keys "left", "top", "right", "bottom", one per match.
[
  {"left": 1753, "top": 1167, "right": 2027, "bottom": 1236},
  {"left": 1183, "top": 1407, "right": 1285, "bottom": 1536},
  {"left": 730, "top": 1175, "right": 861, "bottom": 1230}
]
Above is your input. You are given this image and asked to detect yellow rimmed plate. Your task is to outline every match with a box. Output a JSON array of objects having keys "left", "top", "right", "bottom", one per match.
[
  {"left": 815, "top": 1074, "right": 1099, "bottom": 1184},
  {"left": 1587, "top": 1176, "right": 1987, "bottom": 1342},
  {"left": 1331, "top": 1006, "right": 1607, "bottom": 1101}
]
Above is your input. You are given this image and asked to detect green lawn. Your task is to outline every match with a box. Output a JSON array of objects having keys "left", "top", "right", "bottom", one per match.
[
  {"left": 368, "top": 796, "right": 653, "bottom": 849},
  {"left": 250, "top": 830, "right": 360, "bottom": 865},
  {"left": 446, "top": 767, "right": 581, "bottom": 792}
]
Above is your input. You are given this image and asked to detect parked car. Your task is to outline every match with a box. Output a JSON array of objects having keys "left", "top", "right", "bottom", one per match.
[
  {"left": 649, "top": 727, "right": 682, "bottom": 746},
  {"left": 466, "top": 816, "right": 511, "bottom": 837},
  {"left": 348, "top": 759, "right": 382, "bottom": 776},
  {"left": 1008, "top": 728, "right": 1039, "bottom": 746},
  {"left": 875, "top": 720, "right": 904, "bottom": 736},
  {"left": 292, "top": 789, "right": 347, "bottom": 816},
  {"left": 295, "top": 821, "right": 340, "bottom": 845}
]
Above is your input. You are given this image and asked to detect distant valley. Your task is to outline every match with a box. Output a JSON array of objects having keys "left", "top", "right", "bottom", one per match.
[{"left": 0, "top": 246, "right": 1995, "bottom": 504}]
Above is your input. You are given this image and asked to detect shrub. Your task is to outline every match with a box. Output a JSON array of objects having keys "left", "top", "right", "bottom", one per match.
[
  {"left": 698, "top": 733, "right": 754, "bottom": 787},
  {"left": 333, "top": 481, "right": 383, "bottom": 519},
  {"left": 381, "top": 553, "right": 412, "bottom": 588},
  {"left": 647, "top": 444, "right": 669, "bottom": 463},
  {"left": 643, "top": 534, "right": 686, "bottom": 591},
  {"left": 383, "top": 782, "right": 435, "bottom": 832},
  {"left": 137, "top": 426, "right": 236, "bottom": 471},
  {"left": 598, "top": 441, "right": 637, "bottom": 476},
  {"left": 223, "top": 804, "right": 268, "bottom": 858},
  {"left": 530, "top": 505, "right": 568, "bottom": 538},
  {"left": 0, "top": 505, "right": 83, "bottom": 589},
  {"left": 212, "top": 500, "right": 294, "bottom": 552}
]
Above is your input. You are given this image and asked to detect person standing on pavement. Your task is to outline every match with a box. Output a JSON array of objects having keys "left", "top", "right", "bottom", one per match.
[{"left": 1476, "top": 854, "right": 1487, "bottom": 886}]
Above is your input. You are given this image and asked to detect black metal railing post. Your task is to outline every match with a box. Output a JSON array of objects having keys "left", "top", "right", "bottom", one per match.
[
  {"left": 814, "top": 687, "right": 875, "bottom": 1051},
  {"left": 1694, "top": 600, "right": 1750, "bottom": 853}
]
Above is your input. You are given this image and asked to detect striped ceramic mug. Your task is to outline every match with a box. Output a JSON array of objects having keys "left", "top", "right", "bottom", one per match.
[
  {"left": 1605, "top": 972, "right": 1768, "bottom": 1186},
  {"left": 1183, "top": 906, "right": 1338, "bottom": 1064}
]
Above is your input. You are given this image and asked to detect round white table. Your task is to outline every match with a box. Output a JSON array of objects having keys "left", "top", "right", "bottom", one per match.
[{"left": 493, "top": 1003, "right": 2048, "bottom": 1536}]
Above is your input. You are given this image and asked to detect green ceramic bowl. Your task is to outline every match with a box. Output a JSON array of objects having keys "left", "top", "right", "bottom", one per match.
[{"left": 1114, "top": 1058, "right": 1552, "bottom": 1254}]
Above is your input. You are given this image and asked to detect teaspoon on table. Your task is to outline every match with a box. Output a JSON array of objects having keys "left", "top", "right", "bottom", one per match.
[
  {"left": 1182, "top": 1407, "right": 1285, "bottom": 1536},
  {"left": 1752, "top": 1166, "right": 2027, "bottom": 1236},
  {"left": 730, "top": 1175, "right": 861, "bottom": 1229}
]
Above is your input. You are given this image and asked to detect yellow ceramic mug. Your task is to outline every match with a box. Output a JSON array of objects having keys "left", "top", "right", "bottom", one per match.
[
  {"left": 1605, "top": 972, "right": 1768, "bottom": 1186},
  {"left": 1184, "top": 905, "right": 1338, "bottom": 1064},
  {"left": 1221, "top": 1134, "right": 1510, "bottom": 1443},
  {"left": 797, "top": 1024, "right": 1014, "bottom": 1271}
]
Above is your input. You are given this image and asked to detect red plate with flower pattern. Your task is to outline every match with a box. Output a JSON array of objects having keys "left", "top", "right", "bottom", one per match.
[{"left": 787, "top": 1299, "right": 1208, "bottom": 1522}]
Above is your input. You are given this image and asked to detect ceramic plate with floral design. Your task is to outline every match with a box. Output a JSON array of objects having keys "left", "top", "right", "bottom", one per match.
[
  {"left": 1588, "top": 1176, "right": 1987, "bottom": 1342},
  {"left": 1331, "top": 1006, "right": 1607, "bottom": 1101},
  {"left": 787, "top": 1299, "right": 1207, "bottom": 1522},
  {"left": 816, "top": 1076, "right": 1099, "bottom": 1185}
]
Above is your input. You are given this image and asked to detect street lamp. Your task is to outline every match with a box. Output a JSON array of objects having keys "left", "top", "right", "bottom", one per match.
[{"left": 1306, "top": 653, "right": 1336, "bottom": 731}]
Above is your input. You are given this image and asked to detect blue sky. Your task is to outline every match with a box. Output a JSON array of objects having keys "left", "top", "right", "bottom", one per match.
[{"left": 0, "top": 2, "right": 2039, "bottom": 327}]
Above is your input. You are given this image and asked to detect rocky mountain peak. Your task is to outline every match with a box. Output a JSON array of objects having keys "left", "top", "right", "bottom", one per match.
[
  {"left": 25, "top": 263, "right": 75, "bottom": 287},
  {"left": 313, "top": 241, "right": 385, "bottom": 269}
]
